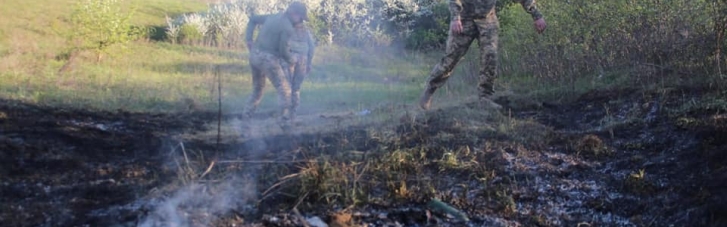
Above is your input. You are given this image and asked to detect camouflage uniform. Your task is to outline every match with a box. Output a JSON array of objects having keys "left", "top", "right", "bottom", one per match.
[
  {"left": 422, "top": 0, "right": 543, "bottom": 106},
  {"left": 248, "top": 47, "right": 293, "bottom": 118},
  {"left": 244, "top": 5, "right": 309, "bottom": 121},
  {"left": 287, "top": 22, "right": 315, "bottom": 117}
]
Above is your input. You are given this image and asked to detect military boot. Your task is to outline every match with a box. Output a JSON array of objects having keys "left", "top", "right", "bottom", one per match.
[
  {"left": 278, "top": 108, "right": 293, "bottom": 130},
  {"left": 419, "top": 87, "right": 437, "bottom": 110},
  {"left": 478, "top": 96, "right": 502, "bottom": 110},
  {"left": 478, "top": 89, "right": 502, "bottom": 110},
  {"left": 289, "top": 108, "right": 297, "bottom": 124},
  {"left": 478, "top": 82, "right": 501, "bottom": 110}
]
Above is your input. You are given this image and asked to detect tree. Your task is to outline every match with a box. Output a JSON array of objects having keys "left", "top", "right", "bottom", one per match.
[{"left": 60, "top": 0, "right": 144, "bottom": 73}]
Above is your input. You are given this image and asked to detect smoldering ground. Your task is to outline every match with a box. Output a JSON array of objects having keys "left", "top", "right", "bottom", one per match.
[
  {"left": 2, "top": 0, "right": 724, "bottom": 226},
  {"left": 2, "top": 78, "right": 725, "bottom": 227},
  {"left": 6, "top": 34, "right": 720, "bottom": 227},
  {"left": 137, "top": 177, "right": 257, "bottom": 227}
]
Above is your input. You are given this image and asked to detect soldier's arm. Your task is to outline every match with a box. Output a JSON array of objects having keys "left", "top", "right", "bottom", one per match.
[
  {"left": 279, "top": 26, "right": 295, "bottom": 64},
  {"left": 517, "top": 0, "right": 543, "bottom": 20},
  {"left": 449, "top": 0, "right": 463, "bottom": 21},
  {"left": 305, "top": 26, "right": 315, "bottom": 66},
  {"left": 245, "top": 15, "right": 270, "bottom": 42}
]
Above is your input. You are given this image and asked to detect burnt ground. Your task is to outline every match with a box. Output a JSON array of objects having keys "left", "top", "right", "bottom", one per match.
[{"left": 1, "top": 86, "right": 726, "bottom": 227}]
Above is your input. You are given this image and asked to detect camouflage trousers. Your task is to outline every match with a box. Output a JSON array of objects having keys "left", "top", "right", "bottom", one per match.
[
  {"left": 246, "top": 49, "right": 308, "bottom": 119},
  {"left": 424, "top": 10, "right": 499, "bottom": 97},
  {"left": 287, "top": 54, "right": 308, "bottom": 116},
  {"left": 246, "top": 49, "right": 293, "bottom": 119}
]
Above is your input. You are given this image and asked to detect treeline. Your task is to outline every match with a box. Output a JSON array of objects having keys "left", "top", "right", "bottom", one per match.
[
  {"left": 163, "top": 0, "right": 450, "bottom": 48},
  {"left": 163, "top": 0, "right": 725, "bottom": 80}
]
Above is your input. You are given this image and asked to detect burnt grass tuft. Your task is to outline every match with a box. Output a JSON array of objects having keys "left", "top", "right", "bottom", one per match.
[{"left": 1, "top": 85, "right": 726, "bottom": 226}]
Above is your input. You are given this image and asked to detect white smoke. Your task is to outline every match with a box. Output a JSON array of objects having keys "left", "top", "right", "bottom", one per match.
[
  {"left": 138, "top": 176, "right": 257, "bottom": 227},
  {"left": 136, "top": 114, "right": 281, "bottom": 227}
]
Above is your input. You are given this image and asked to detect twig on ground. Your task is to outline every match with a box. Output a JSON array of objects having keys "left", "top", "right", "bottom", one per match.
[
  {"left": 292, "top": 191, "right": 310, "bottom": 211},
  {"left": 216, "top": 160, "right": 309, "bottom": 164},
  {"left": 216, "top": 65, "right": 222, "bottom": 156},
  {"left": 258, "top": 173, "right": 300, "bottom": 204},
  {"left": 179, "top": 142, "right": 192, "bottom": 172},
  {"left": 292, "top": 207, "right": 311, "bottom": 227},
  {"left": 198, "top": 160, "right": 216, "bottom": 180},
  {"left": 292, "top": 192, "right": 311, "bottom": 227}
]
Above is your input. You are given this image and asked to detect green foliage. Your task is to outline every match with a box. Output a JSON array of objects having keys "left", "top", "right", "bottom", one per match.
[
  {"left": 404, "top": 1, "right": 449, "bottom": 49},
  {"left": 178, "top": 24, "right": 204, "bottom": 45},
  {"left": 67, "top": 0, "right": 145, "bottom": 59},
  {"left": 305, "top": 11, "right": 328, "bottom": 44},
  {"left": 498, "top": 0, "right": 721, "bottom": 88}
]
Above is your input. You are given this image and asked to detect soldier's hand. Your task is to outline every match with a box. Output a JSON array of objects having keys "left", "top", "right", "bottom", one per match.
[
  {"left": 534, "top": 18, "right": 546, "bottom": 34},
  {"left": 450, "top": 19, "right": 463, "bottom": 34}
]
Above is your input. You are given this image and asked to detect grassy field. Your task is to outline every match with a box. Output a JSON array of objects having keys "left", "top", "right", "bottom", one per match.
[
  {"left": 4, "top": 0, "right": 714, "bottom": 115},
  {"left": 1, "top": 0, "right": 620, "bottom": 117},
  {"left": 0, "top": 0, "right": 455, "bottom": 115}
]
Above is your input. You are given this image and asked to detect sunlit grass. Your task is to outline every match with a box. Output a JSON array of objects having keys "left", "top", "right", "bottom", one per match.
[{"left": 0, "top": 0, "right": 439, "bottom": 114}]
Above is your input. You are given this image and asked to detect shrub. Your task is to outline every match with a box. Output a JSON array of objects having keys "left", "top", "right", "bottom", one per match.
[
  {"left": 66, "top": 0, "right": 145, "bottom": 62},
  {"left": 164, "top": 0, "right": 449, "bottom": 48},
  {"left": 178, "top": 24, "right": 204, "bottom": 45},
  {"left": 497, "top": 0, "right": 724, "bottom": 86},
  {"left": 161, "top": 0, "right": 726, "bottom": 86},
  {"left": 165, "top": 15, "right": 181, "bottom": 44},
  {"left": 207, "top": 3, "right": 248, "bottom": 48}
]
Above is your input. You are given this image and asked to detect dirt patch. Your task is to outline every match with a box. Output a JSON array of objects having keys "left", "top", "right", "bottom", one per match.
[{"left": 1, "top": 86, "right": 725, "bottom": 227}]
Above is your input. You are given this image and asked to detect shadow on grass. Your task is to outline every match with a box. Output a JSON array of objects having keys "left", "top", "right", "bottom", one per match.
[{"left": 147, "top": 25, "right": 168, "bottom": 42}]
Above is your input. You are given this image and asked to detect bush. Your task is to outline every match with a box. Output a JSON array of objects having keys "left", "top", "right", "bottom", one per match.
[
  {"left": 164, "top": 0, "right": 450, "bottom": 48},
  {"left": 178, "top": 24, "right": 204, "bottom": 45},
  {"left": 497, "top": 0, "right": 724, "bottom": 86},
  {"left": 161, "top": 0, "right": 726, "bottom": 85},
  {"left": 165, "top": 15, "right": 181, "bottom": 44},
  {"left": 66, "top": 0, "right": 145, "bottom": 61},
  {"left": 402, "top": 0, "right": 448, "bottom": 49}
]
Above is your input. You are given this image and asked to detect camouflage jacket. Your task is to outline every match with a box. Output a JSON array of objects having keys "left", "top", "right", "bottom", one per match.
[
  {"left": 245, "top": 12, "right": 295, "bottom": 64},
  {"left": 245, "top": 13, "right": 315, "bottom": 65},
  {"left": 449, "top": 0, "right": 543, "bottom": 21}
]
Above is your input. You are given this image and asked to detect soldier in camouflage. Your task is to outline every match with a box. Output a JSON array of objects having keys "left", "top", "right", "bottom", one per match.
[
  {"left": 244, "top": 2, "right": 310, "bottom": 125},
  {"left": 286, "top": 22, "right": 315, "bottom": 119},
  {"left": 245, "top": 11, "right": 315, "bottom": 122},
  {"left": 419, "top": 0, "right": 547, "bottom": 110}
]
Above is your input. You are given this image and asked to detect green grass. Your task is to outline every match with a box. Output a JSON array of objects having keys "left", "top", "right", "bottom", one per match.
[
  {"left": 0, "top": 0, "right": 585, "bottom": 114},
  {"left": 0, "top": 0, "right": 477, "bottom": 115},
  {"left": 1, "top": 0, "right": 719, "bottom": 115},
  {"left": 0, "top": 22, "right": 430, "bottom": 114},
  {"left": 0, "top": 0, "right": 428, "bottom": 113}
]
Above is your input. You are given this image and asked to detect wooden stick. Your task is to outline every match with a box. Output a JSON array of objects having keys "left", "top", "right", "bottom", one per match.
[
  {"left": 216, "top": 65, "right": 222, "bottom": 159},
  {"left": 216, "top": 160, "right": 309, "bottom": 164},
  {"left": 292, "top": 207, "right": 311, "bottom": 227}
]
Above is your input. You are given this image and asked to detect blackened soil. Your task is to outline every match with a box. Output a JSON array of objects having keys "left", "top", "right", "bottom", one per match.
[{"left": 1, "top": 85, "right": 725, "bottom": 227}]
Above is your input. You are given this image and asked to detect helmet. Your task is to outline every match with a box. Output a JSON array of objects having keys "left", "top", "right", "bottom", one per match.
[{"left": 286, "top": 1, "right": 308, "bottom": 21}]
